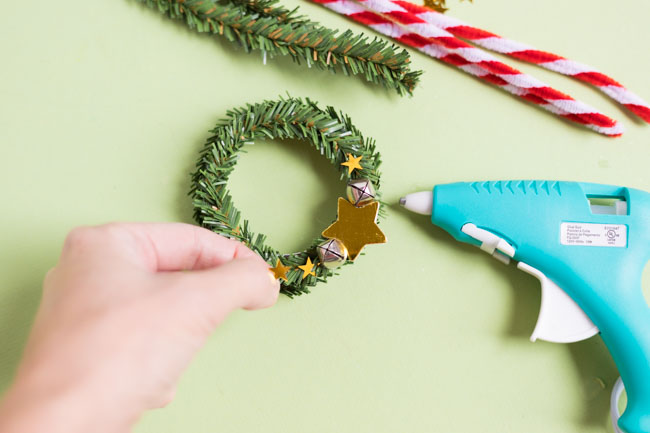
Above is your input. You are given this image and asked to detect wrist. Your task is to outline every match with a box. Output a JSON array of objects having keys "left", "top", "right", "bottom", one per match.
[{"left": 0, "top": 368, "right": 139, "bottom": 433}]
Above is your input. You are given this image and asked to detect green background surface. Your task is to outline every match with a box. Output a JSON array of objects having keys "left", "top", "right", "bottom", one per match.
[{"left": 1, "top": 0, "right": 649, "bottom": 432}]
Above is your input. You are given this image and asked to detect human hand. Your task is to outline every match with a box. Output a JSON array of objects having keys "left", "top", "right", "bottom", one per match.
[{"left": 0, "top": 223, "right": 279, "bottom": 433}]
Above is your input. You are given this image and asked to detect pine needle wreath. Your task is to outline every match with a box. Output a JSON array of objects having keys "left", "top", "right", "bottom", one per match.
[
  {"left": 190, "top": 97, "right": 384, "bottom": 297},
  {"left": 136, "top": 0, "right": 421, "bottom": 95}
]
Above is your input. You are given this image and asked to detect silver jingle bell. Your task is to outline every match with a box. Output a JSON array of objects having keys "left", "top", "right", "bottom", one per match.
[
  {"left": 317, "top": 238, "right": 348, "bottom": 269},
  {"left": 346, "top": 178, "right": 376, "bottom": 207}
]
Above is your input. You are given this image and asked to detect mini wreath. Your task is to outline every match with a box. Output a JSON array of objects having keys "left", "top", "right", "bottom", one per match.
[{"left": 191, "top": 97, "right": 386, "bottom": 297}]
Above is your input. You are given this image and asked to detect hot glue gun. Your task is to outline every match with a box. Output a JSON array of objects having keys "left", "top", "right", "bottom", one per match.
[{"left": 400, "top": 181, "right": 650, "bottom": 433}]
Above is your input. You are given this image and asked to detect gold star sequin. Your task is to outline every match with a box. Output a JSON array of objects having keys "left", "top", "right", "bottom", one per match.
[
  {"left": 340, "top": 153, "right": 363, "bottom": 175},
  {"left": 270, "top": 259, "right": 290, "bottom": 281},
  {"left": 322, "top": 198, "right": 386, "bottom": 260},
  {"left": 297, "top": 257, "right": 316, "bottom": 280}
]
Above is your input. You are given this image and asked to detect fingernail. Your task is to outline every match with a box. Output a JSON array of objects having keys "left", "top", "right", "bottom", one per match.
[{"left": 268, "top": 270, "right": 278, "bottom": 285}]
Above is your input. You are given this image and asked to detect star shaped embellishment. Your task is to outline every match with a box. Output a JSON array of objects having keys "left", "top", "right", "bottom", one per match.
[
  {"left": 340, "top": 153, "right": 363, "bottom": 175},
  {"left": 322, "top": 198, "right": 386, "bottom": 260},
  {"left": 297, "top": 257, "right": 316, "bottom": 280},
  {"left": 270, "top": 258, "right": 290, "bottom": 282}
]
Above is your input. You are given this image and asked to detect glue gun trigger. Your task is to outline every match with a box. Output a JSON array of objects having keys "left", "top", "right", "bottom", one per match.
[
  {"left": 461, "top": 223, "right": 515, "bottom": 264},
  {"left": 459, "top": 224, "right": 599, "bottom": 343},
  {"left": 517, "top": 262, "right": 600, "bottom": 344}
]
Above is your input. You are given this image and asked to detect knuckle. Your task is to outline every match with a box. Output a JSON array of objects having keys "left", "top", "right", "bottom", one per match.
[
  {"left": 63, "top": 226, "right": 97, "bottom": 251},
  {"left": 154, "top": 389, "right": 177, "bottom": 408},
  {"left": 94, "top": 222, "right": 126, "bottom": 241},
  {"left": 63, "top": 224, "right": 126, "bottom": 253},
  {"left": 43, "top": 267, "right": 57, "bottom": 285}
]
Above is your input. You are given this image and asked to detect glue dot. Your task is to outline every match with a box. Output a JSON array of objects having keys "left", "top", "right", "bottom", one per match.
[{"left": 583, "top": 377, "right": 606, "bottom": 400}]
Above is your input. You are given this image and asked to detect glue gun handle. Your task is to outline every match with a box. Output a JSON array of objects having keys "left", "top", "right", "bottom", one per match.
[{"left": 592, "top": 274, "right": 650, "bottom": 433}]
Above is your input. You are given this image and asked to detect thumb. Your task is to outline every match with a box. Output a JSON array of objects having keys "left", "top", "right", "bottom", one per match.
[
  {"left": 201, "top": 256, "right": 281, "bottom": 310},
  {"left": 163, "top": 256, "right": 280, "bottom": 327}
]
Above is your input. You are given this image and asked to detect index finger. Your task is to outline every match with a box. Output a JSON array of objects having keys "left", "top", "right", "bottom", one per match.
[{"left": 117, "top": 222, "right": 262, "bottom": 272}]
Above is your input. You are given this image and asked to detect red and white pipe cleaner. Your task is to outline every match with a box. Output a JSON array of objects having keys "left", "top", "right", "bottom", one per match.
[
  {"left": 393, "top": 0, "right": 650, "bottom": 123},
  {"left": 356, "top": 0, "right": 622, "bottom": 135},
  {"left": 312, "top": 0, "right": 645, "bottom": 136}
]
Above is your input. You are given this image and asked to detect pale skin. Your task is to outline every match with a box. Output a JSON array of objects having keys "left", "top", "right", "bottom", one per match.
[{"left": 0, "top": 223, "right": 280, "bottom": 433}]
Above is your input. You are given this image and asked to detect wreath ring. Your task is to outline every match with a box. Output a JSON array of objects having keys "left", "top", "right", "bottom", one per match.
[{"left": 191, "top": 97, "right": 384, "bottom": 297}]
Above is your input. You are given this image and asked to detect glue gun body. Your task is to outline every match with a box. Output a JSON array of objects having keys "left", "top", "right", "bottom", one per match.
[{"left": 402, "top": 181, "right": 650, "bottom": 433}]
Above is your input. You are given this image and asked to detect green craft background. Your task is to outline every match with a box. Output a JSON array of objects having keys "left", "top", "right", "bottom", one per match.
[{"left": 1, "top": 0, "right": 649, "bottom": 431}]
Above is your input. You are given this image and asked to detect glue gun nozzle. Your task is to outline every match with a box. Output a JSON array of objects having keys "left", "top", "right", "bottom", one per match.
[{"left": 397, "top": 191, "right": 433, "bottom": 215}]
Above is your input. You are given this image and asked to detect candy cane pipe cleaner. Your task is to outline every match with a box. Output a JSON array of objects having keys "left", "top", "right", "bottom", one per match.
[
  {"left": 414, "top": 39, "right": 621, "bottom": 135},
  {"left": 313, "top": 0, "right": 623, "bottom": 136},
  {"left": 393, "top": 35, "right": 618, "bottom": 134},
  {"left": 353, "top": 0, "right": 622, "bottom": 134},
  {"left": 391, "top": 0, "right": 650, "bottom": 123},
  {"left": 450, "top": 61, "right": 624, "bottom": 136}
]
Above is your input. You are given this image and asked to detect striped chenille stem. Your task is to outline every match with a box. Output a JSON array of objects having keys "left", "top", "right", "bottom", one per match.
[
  {"left": 450, "top": 61, "right": 623, "bottom": 136},
  {"left": 355, "top": 0, "right": 623, "bottom": 134},
  {"left": 313, "top": 0, "right": 623, "bottom": 136},
  {"left": 392, "top": 0, "right": 650, "bottom": 123}
]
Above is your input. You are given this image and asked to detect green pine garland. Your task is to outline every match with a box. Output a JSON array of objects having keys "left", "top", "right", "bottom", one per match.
[
  {"left": 190, "top": 97, "right": 384, "bottom": 297},
  {"left": 136, "top": 0, "right": 421, "bottom": 95}
]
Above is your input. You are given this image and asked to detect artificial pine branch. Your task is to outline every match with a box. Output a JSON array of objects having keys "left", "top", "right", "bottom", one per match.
[{"left": 136, "top": 0, "right": 421, "bottom": 95}]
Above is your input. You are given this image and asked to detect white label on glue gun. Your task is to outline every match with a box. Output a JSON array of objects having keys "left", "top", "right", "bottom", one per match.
[{"left": 560, "top": 222, "right": 627, "bottom": 248}]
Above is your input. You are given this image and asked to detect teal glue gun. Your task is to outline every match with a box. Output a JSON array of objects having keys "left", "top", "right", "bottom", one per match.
[{"left": 400, "top": 181, "right": 650, "bottom": 433}]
